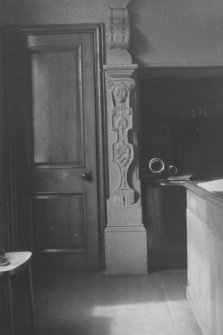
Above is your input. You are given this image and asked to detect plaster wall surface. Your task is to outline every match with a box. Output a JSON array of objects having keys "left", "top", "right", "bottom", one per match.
[
  {"left": 130, "top": 0, "right": 223, "bottom": 66},
  {"left": 0, "top": 0, "right": 222, "bottom": 66},
  {"left": 0, "top": 0, "right": 107, "bottom": 25}
]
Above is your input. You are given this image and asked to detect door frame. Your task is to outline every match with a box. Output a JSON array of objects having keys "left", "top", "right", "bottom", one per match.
[{"left": 2, "top": 24, "right": 107, "bottom": 270}]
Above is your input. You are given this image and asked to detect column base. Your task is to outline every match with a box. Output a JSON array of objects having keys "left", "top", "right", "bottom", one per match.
[{"left": 105, "top": 225, "right": 147, "bottom": 274}]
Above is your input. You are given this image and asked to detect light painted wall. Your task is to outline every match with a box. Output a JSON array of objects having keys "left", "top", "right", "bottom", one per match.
[
  {"left": 0, "top": 0, "right": 107, "bottom": 25},
  {"left": 130, "top": 0, "right": 223, "bottom": 66},
  {"left": 0, "top": 0, "right": 222, "bottom": 66}
]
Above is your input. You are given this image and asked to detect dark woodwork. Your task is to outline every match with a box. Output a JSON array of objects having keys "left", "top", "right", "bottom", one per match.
[
  {"left": 3, "top": 25, "right": 106, "bottom": 271},
  {"left": 138, "top": 66, "right": 223, "bottom": 79},
  {"left": 139, "top": 76, "right": 223, "bottom": 177},
  {"left": 31, "top": 195, "right": 87, "bottom": 251},
  {"left": 139, "top": 68, "right": 223, "bottom": 271},
  {"left": 143, "top": 184, "right": 187, "bottom": 271}
]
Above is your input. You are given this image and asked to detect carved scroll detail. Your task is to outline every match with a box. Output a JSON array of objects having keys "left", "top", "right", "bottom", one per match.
[
  {"left": 107, "top": 7, "right": 130, "bottom": 50},
  {"left": 109, "top": 80, "right": 136, "bottom": 206},
  {"left": 106, "top": 0, "right": 132, "bottom": 64}
]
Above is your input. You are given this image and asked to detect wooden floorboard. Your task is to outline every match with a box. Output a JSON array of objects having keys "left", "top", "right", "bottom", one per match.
[{"left": 0, "top": 270, "right": 202, "bottom": 335}]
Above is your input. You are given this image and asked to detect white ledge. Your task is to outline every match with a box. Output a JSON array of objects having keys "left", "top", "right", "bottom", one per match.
[{"left": 182, "top": 180, "right": 223, "bottom": 209}]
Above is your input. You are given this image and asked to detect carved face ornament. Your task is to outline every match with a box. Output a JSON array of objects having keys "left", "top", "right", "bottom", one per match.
[{"left": 114, "top": 85, "right": 128, "bottom": 103}]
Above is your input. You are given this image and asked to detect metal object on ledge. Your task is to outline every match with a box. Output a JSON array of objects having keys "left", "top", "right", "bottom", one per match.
[
  {"left": 166, "top": 164, "right": 178, "bottom": 176},
  {"left": 148, "top": 158, "right": 165, "bottom": 174},
  {"left": 148, "top": 158, "right": 178, "bottom": 176}
]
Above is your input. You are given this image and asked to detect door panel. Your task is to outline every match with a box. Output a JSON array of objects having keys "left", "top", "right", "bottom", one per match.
[
  {"left": 143, "top": 184, "right": 187, "bottom": 271},
  {"left": 32, "top": 195, "right": 86, "bottom": 251},
  {"left": 4, "top": 26, "right": 104, "bottom": 271},
  {"left": 31, "top": 48, "right": 84, "bottom": 165}
]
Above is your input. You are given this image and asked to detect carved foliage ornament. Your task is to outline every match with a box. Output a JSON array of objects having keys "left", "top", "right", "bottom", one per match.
[
  {"left": 109, "top": 80, "right": 136, "bottom": 206},
  {"left": 107, "top": 6, "right": 130, "bottom": 49}
]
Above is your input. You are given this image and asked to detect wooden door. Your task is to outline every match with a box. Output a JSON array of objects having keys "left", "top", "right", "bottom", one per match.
[{"left": 4, "top": 25, "right": 105, "bottom": 271}]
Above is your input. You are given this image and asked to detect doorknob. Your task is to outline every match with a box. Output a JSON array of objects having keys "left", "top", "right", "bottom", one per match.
[{"left": 81, "top": 172, "right": 92, "bottom": 181}]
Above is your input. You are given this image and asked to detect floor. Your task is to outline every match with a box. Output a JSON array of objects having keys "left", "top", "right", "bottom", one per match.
[{"left": 1, "top": 270, "right": 202, "bottom": 335}]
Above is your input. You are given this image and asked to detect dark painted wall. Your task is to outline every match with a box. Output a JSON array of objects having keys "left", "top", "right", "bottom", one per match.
[{"left": 140, "top": 77, "right": 223, "bottom": 180}]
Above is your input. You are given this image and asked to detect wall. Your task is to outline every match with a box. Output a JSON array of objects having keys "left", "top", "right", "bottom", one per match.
[
  {"left": 0, "top": 0, "right": 107, "bottom": 25},
  {"left": 0, "top": 0, "right": 222, "bottom": 66},
  {"left": 140, "top": 77, "right": 223, "bottom": 178},
  {"left": 130, "top": 0, "right": 223, "bottom": 67}
]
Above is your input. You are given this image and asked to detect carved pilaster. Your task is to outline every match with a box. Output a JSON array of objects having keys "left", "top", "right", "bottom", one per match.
[
  {"left": 105, "top": 65, "right": 138, "bottom": 206},
  {"left": 104, "top": 1, "right": 147, "bottom": 274}
]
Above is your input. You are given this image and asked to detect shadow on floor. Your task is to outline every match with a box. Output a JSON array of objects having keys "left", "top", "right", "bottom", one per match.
[{"left": 15, "top": 316, "right": 112, "bottom": 335}]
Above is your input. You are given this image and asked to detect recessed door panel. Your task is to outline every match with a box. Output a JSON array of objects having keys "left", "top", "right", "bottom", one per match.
[
  {"left": 31, "top": 48, "right": 84, "bottom": 165},
  {"left": 32, "top": 195, "right": 86, "bottom": 251}
]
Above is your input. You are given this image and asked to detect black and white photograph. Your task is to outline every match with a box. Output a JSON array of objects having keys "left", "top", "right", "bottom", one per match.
[{"left": 0, "top": 1, "right": 222, "bottom": 334}]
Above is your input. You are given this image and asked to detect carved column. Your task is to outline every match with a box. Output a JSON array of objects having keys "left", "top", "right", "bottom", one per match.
[
  {"left": 108, "top": 74, "right": 136, "bottom": 206},
  {"left": 104, "top": 0, "right": 147, "bottom": 274}
]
